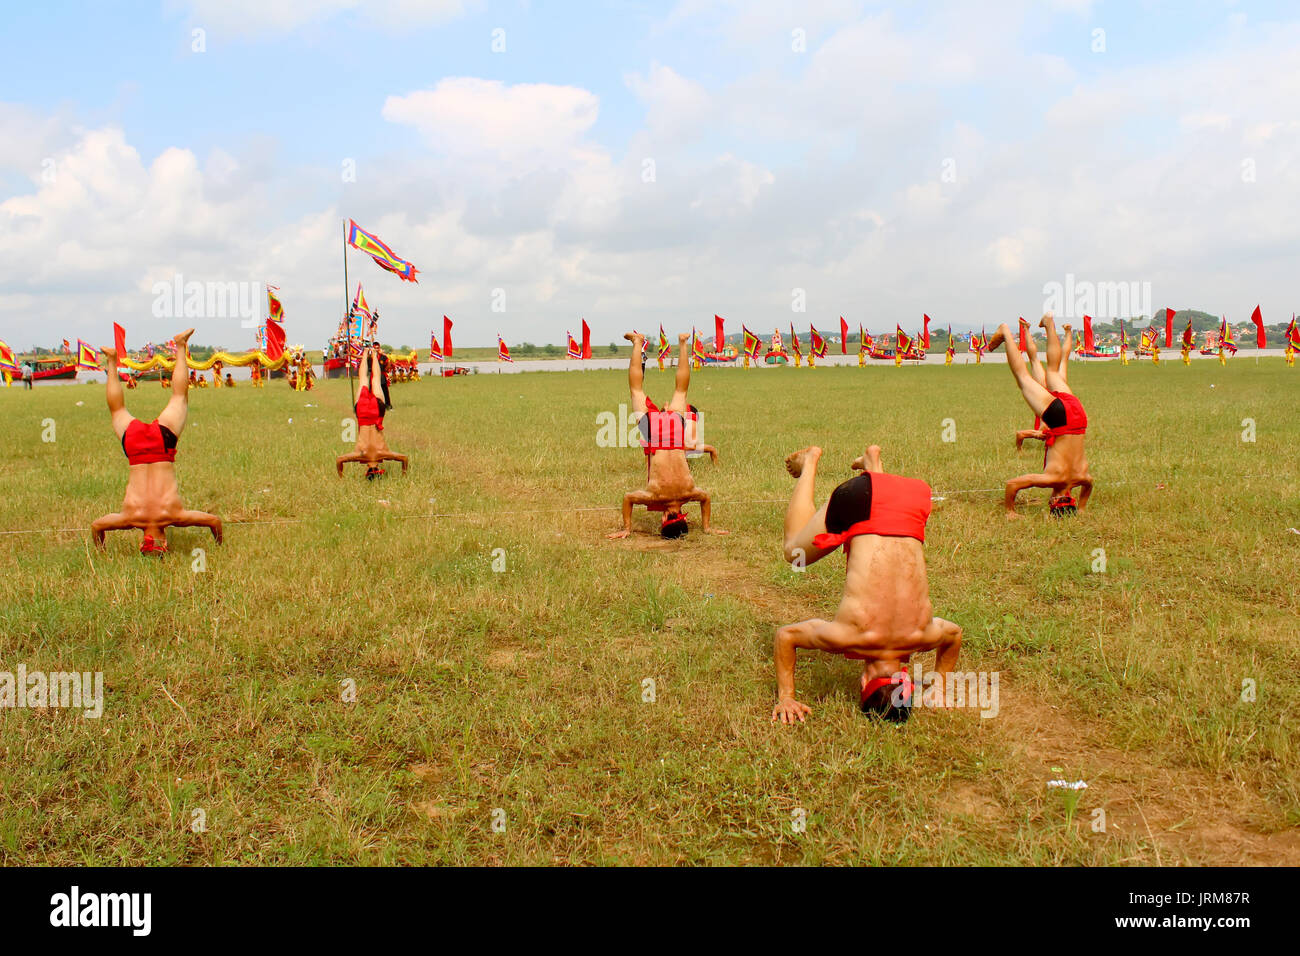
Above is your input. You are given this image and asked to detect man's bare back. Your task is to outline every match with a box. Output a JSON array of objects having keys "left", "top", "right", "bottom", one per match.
[{"left": 773, "top": 445, "right": 961, "bottom": 723}]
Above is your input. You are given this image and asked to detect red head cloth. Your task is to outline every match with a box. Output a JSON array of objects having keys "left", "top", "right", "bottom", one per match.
[
  {"left": 1250, "top": 305, "right": 1265, "bottom": 347},
  {"left": 840, "top": 316, "right": 848, "bottom": 353},
  {"left": 1165, "top": 308, "right": 1176, "bottom": 347}
]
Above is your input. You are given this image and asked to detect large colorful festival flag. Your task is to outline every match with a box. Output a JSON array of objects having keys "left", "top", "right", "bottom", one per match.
[
  {"left": 692, "top": 328, "right": 707, "bottom": 362},
  {"left": 1164, "top": 307, "right": 1176, "bottom": 348},
  {"left": 443, "top": 316, "right": 454, "bottom": 358},
  {"left": 498, "top": 336, "right": 512, "bottom": 362},
  {"left": 430, "top": 331, "right": 443, "bottom": 362},
  {"left": 566, "top": 331, "right": 582, "bottom": 359},
  {"left": 0, "top": 340, "right": 17, "bottom": 372},
  {"left": 789, "top": 324, "right": 801, "bottom": 356},
  {"left": 896, "top": 325, "right": 912, "bottom": 354},
  {"left": 1286, "top": 314, "right": 1300, "bottom": 348},
  {"left": 657, "top": 326, "right": 670, "bottom": 367},
  {"left": 76, "top": 339, "right": 101, "bottom": 370},
  {"left": 839, "top": 316, "right": 849, "bottom": 354},
  {"left": 944, "top": 325, "right": 954, "bottom": 365},
  {"left": 714, "top": 315, "right": 725, "bottom": 352},
  {"left": 922, "top": 314, "right": 932, "bottom": 349},
  {"left": 1182, "top": 316, "right": 1195, "bottom": 348},
  {"left": 1250, "top": 305, "right": 1265, "bottom": 348},
  {"left": 346, "top": 220, "right": 418, "bottom": 282},
  {"left": 581, "top": 319, "right": 591, "bottom": 359},
  {"left": 742, "top": 325, "right": 762, "bottom": 361},
  {"left": 810, "top": 325, "right": 827, "bottom": 357},
  {"left": 267, "top": 285, "right": 284, "bottom": 322}
]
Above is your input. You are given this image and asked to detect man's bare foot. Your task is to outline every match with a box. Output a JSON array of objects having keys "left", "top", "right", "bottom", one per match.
[
  {"left": 678, "top": 333, "right": 690, "bottom": 346},
  {"left": 851, "top": 444, "right": 883, "bottom": 472},
  {"left": 606, "top": 529, "right": 630, "bottom": 540},
  {"left": 985, "top": 324, "right": 1010, "bottom": 350},
  {"left": 705, "top": 527, "right": 729, "bottom": 535},
  {"left": 785, "top": 446, "right": 821, "bottom": 478},
  {"left": 623, "top": 332, "right": 643, "bottom": 345},
  {"left": 173, "top": 328, "right": 195, "bottom": 347},
  {"left": 1005, "top": 511, "right": 1024, "bottom": 521},
  {"left": 1062, "top": 323, "right": 1072, "bottom": 334},
  {"left": 100, "top": 347, "right": 118, "bottom": 364},
  {"left": 1038, "top": 312, "right": 1053, "bottom": 330}
]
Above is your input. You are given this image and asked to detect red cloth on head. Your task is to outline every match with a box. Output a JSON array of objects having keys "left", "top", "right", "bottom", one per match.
[
  {"left": 122, "top": 419, "right": 176, "bottom": 466},
  {"left": 812, "top": 472, "right": 932, "bottom": 549},
  {"left": 1044, "top": 391, "right": 1087, "bottom": 446}
]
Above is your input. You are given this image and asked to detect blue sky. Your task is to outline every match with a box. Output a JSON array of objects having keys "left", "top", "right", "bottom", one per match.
[{"left": 2, "top": 1, "right": 1298, "bottom": 349}]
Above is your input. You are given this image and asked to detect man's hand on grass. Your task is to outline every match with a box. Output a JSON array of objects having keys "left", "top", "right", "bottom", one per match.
[{"left": 772, "top": 698, "right": 811, "bottom": 724}]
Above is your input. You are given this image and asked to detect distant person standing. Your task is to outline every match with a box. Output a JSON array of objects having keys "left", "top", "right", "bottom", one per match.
[{"left": 21, "top": 360, "right": 34, "bottom": 390}]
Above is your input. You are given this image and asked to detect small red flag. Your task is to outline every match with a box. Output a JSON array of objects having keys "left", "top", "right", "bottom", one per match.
[
  {"left": 714, "top": 314, "right": 725, "bottom": 352},
  {"left": 581, "top": 318, "right": 591, "bottom": 359},
  {"left": 1018, "top": 317, "right": 1028, "bottom": 352},
  {"left": 1250, "top": 305, "right": 1265, "bottom": 347},
  {"left": 1165, "top": 308, "right": 1176, "bottom": 348},
  {"left": 113, "top": 322, "right": 127, "bottom": 357},
  {"left": 443, "top": 315, "right": 453, "bottom": 358},
  {"left": 1083, "top": 315, "right": 1094, "bottom": 353},
  {"left": 840, "top": 317, "right": 848, "bottom": 354},
  {"left": 922, "top": 314, "right": 931, "bottom": 349}
]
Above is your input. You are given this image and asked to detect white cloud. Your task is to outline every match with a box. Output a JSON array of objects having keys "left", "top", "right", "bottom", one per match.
[{"left": 179, "top": 0, "right": 472, "bottom": 34}]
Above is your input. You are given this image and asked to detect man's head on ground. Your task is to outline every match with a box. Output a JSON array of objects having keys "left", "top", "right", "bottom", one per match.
[
  {"left": 140, "top": 528, "right": 169, "bottom": 556},
  {"left": 859, "top": 661, "right": 912, "bottom": 723},
  {"left": 661, "top": 509, "right": 689, "bottom": 539},
  {"left": 1048, "top": 493, "right": 1077, "bottom": 518}
]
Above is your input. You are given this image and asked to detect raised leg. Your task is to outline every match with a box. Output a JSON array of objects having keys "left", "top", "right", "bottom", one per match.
[
  {"left": 624, "top": 332, "right": 648, "bottom": 416},
  {"left": 986, "top": 323, "right": 1055, "bottom": 417},
  {"left": 668, "top": 334, "right": 691, "bottom": 414},
  {"left": 1023, "top": 333, "right": 1047, "bottom": 389},
  {"left": 157, "top": 328, "right": 193, "bottom": 436},
  {"left": 782, "top": 447, "right": 835, "bottom": 566},
  {"left": 101, "top": 348, "right": 133, "bottom": 440}
]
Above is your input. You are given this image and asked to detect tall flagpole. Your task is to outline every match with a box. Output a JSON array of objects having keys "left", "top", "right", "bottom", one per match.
[{"left": 343, "top": 219, "right": 354, "bottom": 407}]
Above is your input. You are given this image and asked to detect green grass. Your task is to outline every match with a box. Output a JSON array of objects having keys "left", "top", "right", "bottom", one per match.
[{"left": 0, "top": 358, "right": 1297, "bottom": 865}]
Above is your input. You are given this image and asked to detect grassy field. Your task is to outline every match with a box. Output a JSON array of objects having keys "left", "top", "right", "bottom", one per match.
[{"left": 1, "top": 358, "right": 1297, "bottom": 865}]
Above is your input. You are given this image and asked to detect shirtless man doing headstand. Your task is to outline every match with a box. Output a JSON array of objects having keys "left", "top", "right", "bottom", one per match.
[
  {"left": 336, "top": 345, "right": 409, "bottom": 479},
  {"left": 987, "top": 313, "right": 1092, "bottom": 518},
  {"left": 607, "top": 332, "right": 725, "bottom": 539},
  {"left": 773, "top": 444, "right": 962, "bottom": 724},
  {"left": 92, "top": 328, "right": 222, "bottom": 555}
]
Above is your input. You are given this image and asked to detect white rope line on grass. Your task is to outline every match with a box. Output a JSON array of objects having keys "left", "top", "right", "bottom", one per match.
[{"left": 0, "top": 473, "right": 1284, "bottom": 537}]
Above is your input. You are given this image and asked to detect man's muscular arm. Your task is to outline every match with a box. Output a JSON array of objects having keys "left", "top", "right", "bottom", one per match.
[
  {"left": 695, "top": 491, "right": 728, "bottom": 535},
  {"left": 606, "top": 492, "right": 636, "bottom": 539},
  {"left": 91, "top": 513, "right": 129, "bottom": 549},
  {"left": 1004, "top": 472, "right": 1053, "bottom": 518}
]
